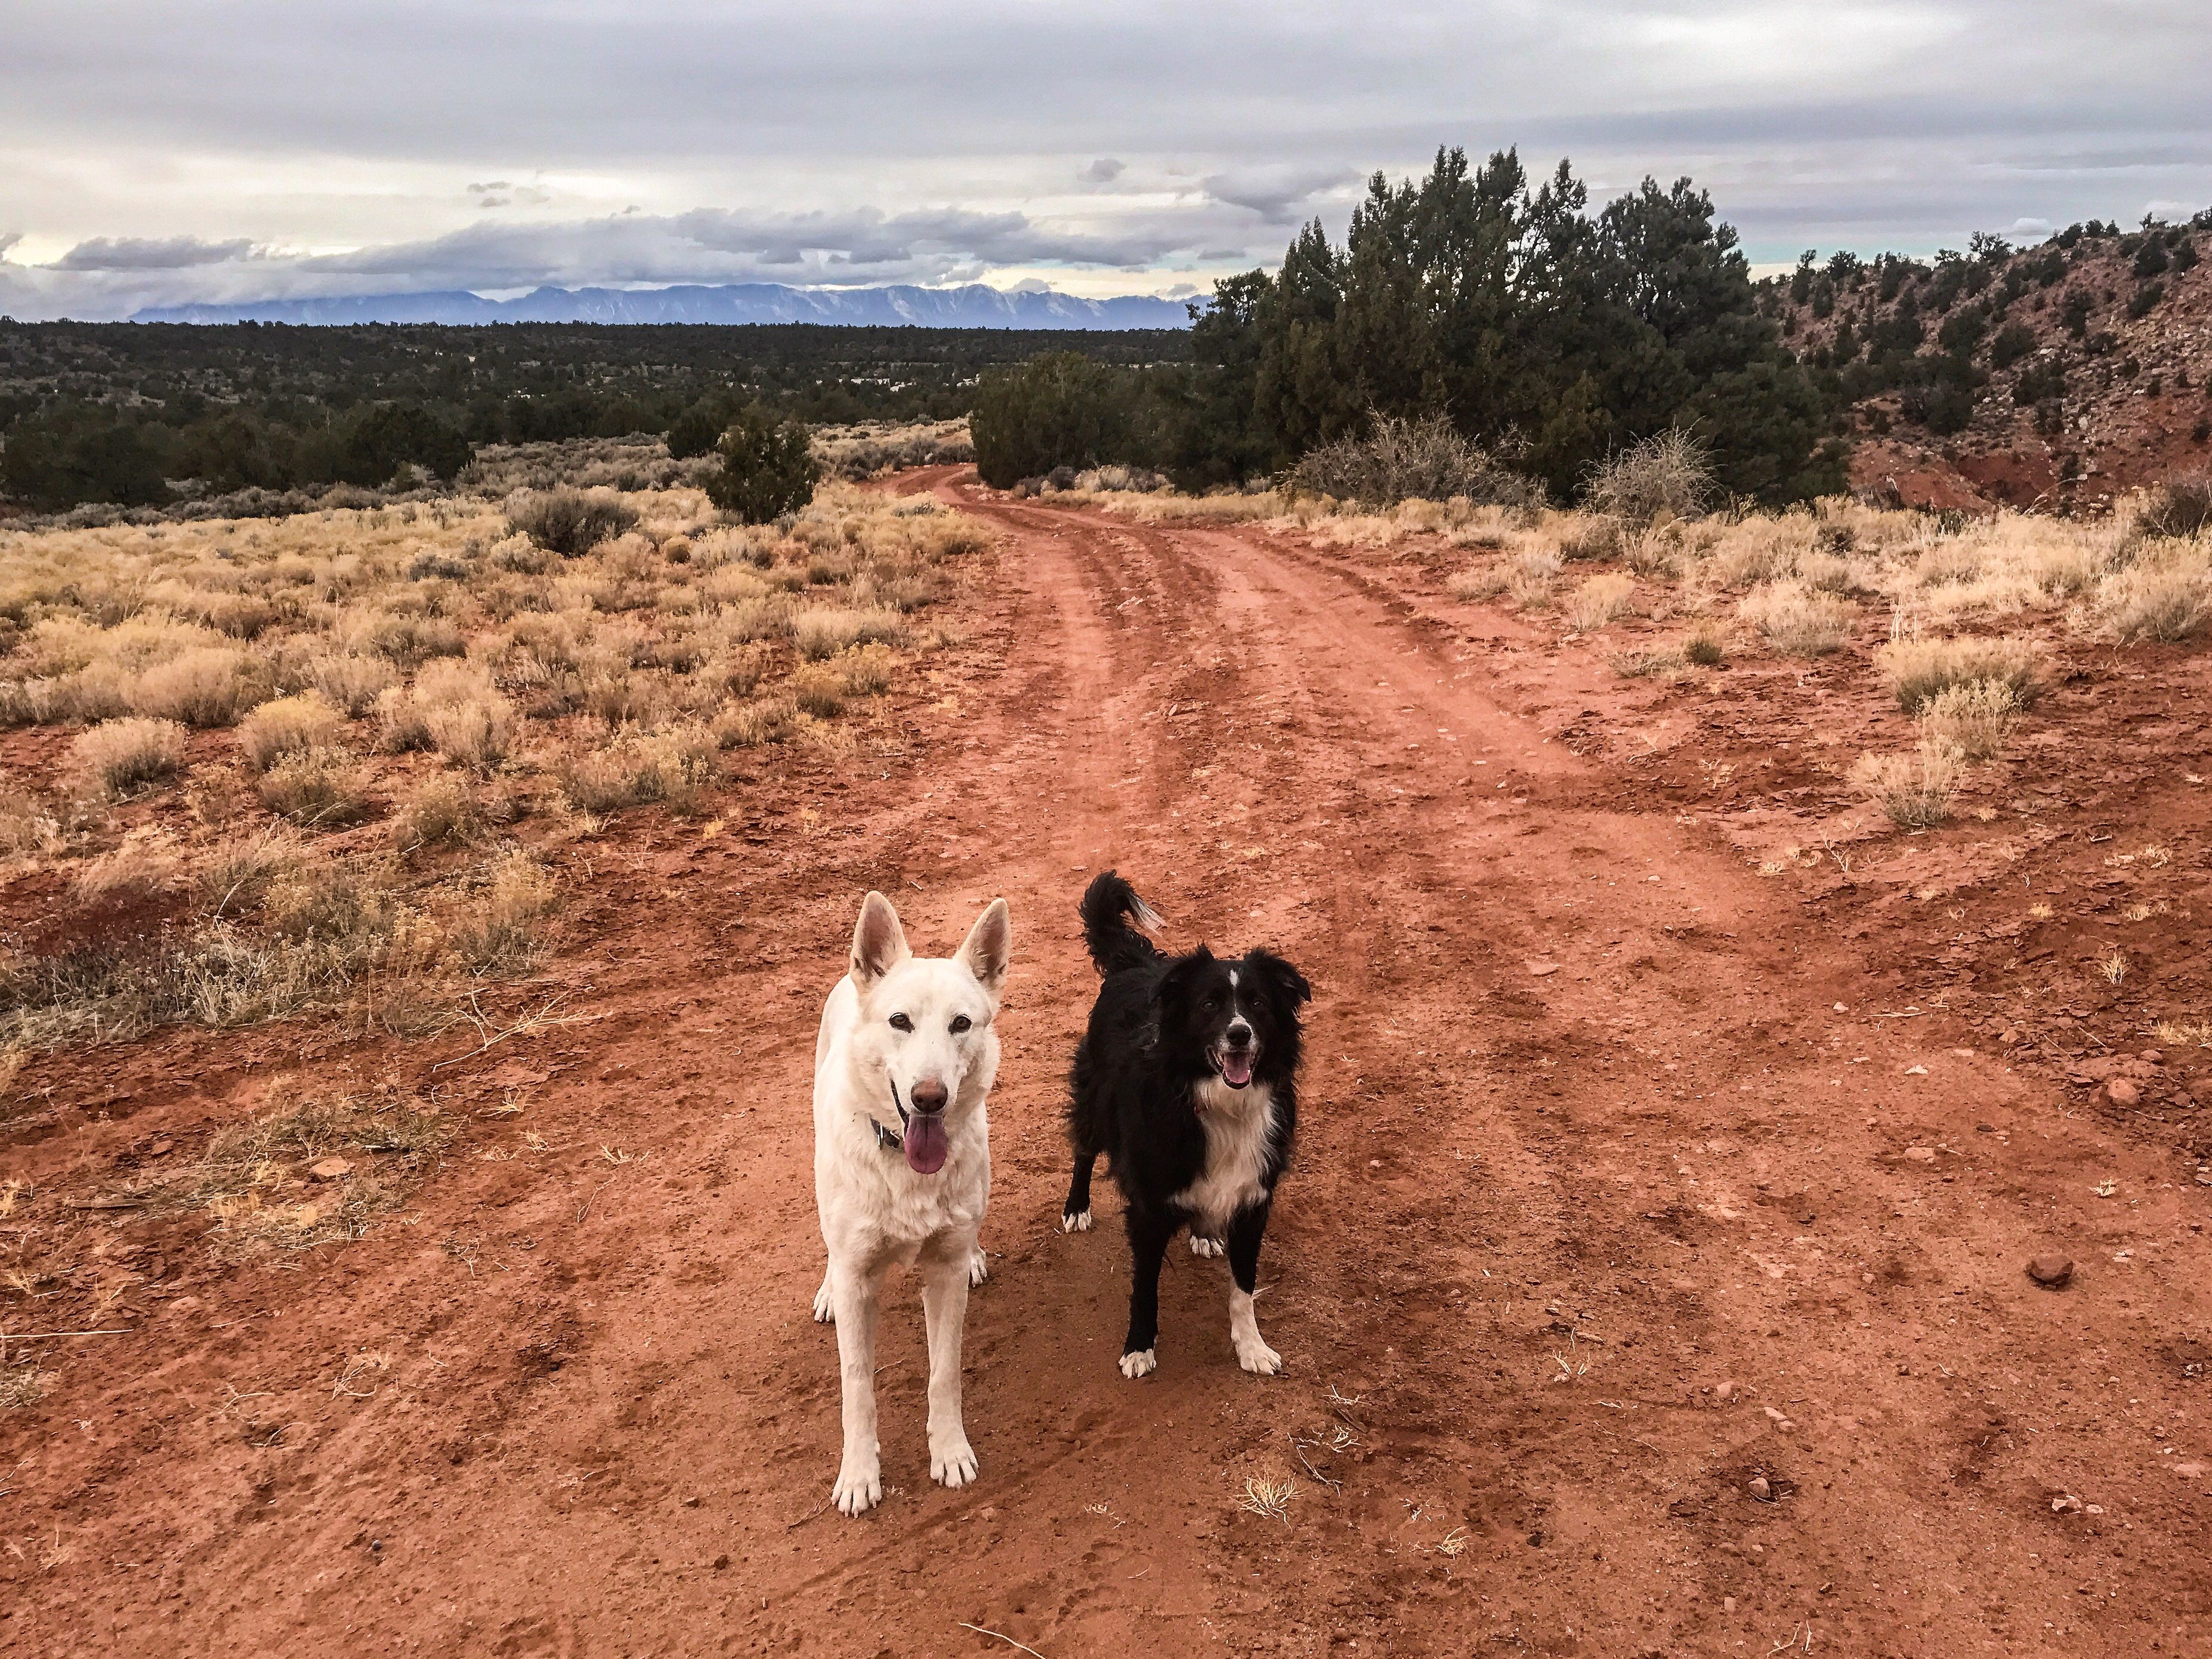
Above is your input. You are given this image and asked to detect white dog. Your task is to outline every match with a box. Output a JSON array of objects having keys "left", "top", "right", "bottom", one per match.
[{"left": 811, "top": 889, "right": 1011, "bottom": 1516}]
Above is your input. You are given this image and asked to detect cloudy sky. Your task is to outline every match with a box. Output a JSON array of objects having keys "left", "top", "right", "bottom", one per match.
[{"left": 3, "top": 1, "right": 2208, "bottom": 320}]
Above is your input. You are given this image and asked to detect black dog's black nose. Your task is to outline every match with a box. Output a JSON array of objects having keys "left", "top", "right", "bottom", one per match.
[
  {"left": 909, "top": 1079, "right": 949, "bottom": 1113},
  {"left": 1225, "top": 1020, "right": 1254, "bottom": 1050}
]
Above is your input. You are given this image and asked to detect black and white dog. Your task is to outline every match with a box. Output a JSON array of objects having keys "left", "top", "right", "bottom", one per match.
[{"left": 1062, "top": 872, "right": 1311, "bottom": 1379}]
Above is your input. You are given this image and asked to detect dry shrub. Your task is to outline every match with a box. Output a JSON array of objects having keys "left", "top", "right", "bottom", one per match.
[
  {"left": 1559, "top": 517, "right": 1624, "bottom": 562},
  {"left": 1852, "top": 741, "right": 1964, "bottom": 829},
  {"left": 1510, "top": 548, "right": 1562, "bottom": 610},
  {"left": 715, "top": 696, "right": 798, "bottom": 749},
  {"left": 394, "top": 774, "right": 483, "bottom": 849},
  {"left": 309, "top": 651, "right": 399, "bottom": 716},
  {"left": 1918, "top": 681, "right": 2018, "bottom": 759},
  {"left": 73, "top": 827, "right": 184, "bottom": 904},
  {"left": 1567, "top": 573, "right": 1636, "bottom": 632},
  {"left": 132, "top": 647, "right": 265, "bottom": 727},
  {"left": 237, "top": 693, "right": 344, "bottom": 773},
  {"left": 257, "top": 749, "right": 373, "bottom": 827},
  {"left": 2137, "top": 474, "right": 2212, "bottom": 540},
  {"left": 1613, "top": 646, "right": 1684, "bottom": 679},
  {"left": 378, "top": 660, "right": 514, "bottom": 768},
  {"left": 835, "top": 643, "right": 897, "bottom": 699},
  {"left": 357, "top": 612, "right": 467, "bottom": 666},
  {"left": 1450, "top": 564, "right": 1510, "bottom": 603},
  {"left": 2099, "top": 555, "right": 2212, "bottom": 643},
  {"left": 506, "top": 489, "right": 639, "bottom": 558},
  {"left": 197, "top": 826, "right": 306, "bottom": 916},
  {"left": 1583, "top": 429, "right": 1712, "bottom": 523},
  {"left": 1681, "top": 621, "right": 1728, "bottom": 666},
  {"left": 447, "top": 849, "right": 558, "bottom": 974},
  {"left": 0, "top": 789, "right": 67, "bottom": 860},
  {"left": 374, "top": 684, "right": 432, "bottom": 752},
  {"left": 789, "top": 662, "right": 847, "bottom": 718},
  {"left": 1740, "top": 582, "right": 1855, "bottom": 656},
  {"left": 71, "top": 717, "right": 187, "bottom": 798},
  {"left": 561, "top": 725, "right": 721, "bottom": 814},
  {"left": 792, "top": 605, "right": 903, "bottom": 660},
  {"left": 1290, "top": 413, "right": 1543, "bottom": 508},
  {"left": 1877, "top": 635, "right": 2043, "bottom": 712}
]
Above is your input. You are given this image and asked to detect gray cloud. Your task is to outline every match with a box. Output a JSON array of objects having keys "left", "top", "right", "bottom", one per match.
[
  {"left": 0, "top": 2, "right": 2207, "bottom": 319},
  {"left": 50, "top": 236, "right": 255, "bottom": 271}
]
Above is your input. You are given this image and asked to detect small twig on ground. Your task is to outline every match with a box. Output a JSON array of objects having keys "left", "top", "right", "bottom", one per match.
[
  {"left": 784, "top": 1498, "right": 829, "bottom": 1531},
  {"left": 431, "top": 990, "right": 600, "bottom": 1072},
  {"left": 957, "top": 1623, "right": 1052, "bottom": 1659}
]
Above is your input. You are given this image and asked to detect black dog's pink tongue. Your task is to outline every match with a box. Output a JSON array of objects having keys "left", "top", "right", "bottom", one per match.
[
  {"left": 904, "top": 1113, "right": 949, "bottom": 1174},
  {"left": 1220, "top": 1052, "right": 1253, "bottom": 1088}
]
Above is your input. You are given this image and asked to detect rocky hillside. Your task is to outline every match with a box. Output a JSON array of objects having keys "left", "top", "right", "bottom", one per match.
[{"left": 1769, "top": 218, "right": 2212, "bottom": 512}]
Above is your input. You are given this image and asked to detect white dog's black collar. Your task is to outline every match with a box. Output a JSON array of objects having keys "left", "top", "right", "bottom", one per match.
[{"left": 873, "top": 1080, "right": 910, "bottom": 1154}]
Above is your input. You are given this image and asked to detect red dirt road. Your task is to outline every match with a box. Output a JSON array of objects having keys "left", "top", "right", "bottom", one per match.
[{"left": 7, "top": 472, "right": 2210, "bottom": 1657}]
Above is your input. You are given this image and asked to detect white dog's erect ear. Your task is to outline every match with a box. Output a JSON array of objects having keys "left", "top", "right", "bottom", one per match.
[
  {"left": 957, "top": 898, "right": 1012, "bottom": 999},
  {"left": 850, "top": 891, "right": 910, "bottom": 989}
]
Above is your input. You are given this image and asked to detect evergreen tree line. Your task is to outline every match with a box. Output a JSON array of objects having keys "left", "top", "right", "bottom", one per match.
[{"left": 974, "top": 148, "right": 1850, "bottom": 505}]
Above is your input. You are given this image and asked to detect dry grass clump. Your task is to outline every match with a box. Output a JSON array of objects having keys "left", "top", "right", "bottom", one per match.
[
  {"left": 309, "top": 651, "right": 400, "bottom": 716},
  {"left": 70, "top": 717, "right": 187, "bottom": 798},
  {"left": 715, "top": 696, "right": 799, "bottom": 749},
  {"left": 561, "top": 725, "right": 722, "bottom": 815},
  {"left": 812, "top": 419, "right": 974, "bottom": 480},
  {"left": 394, "top": 774, "right": 484, "bottom": 849},
  {"left": 1877, "top": 634, "right": 2044, "bottom": 713},
  {"left": 1510, "top": 548, "right": 1563, "bottom": 610},
  {"left": 73, "top": 826, "right": 186, "bottom": 903},
  {"left": 255, "top": 748, "right": 373, "bottom": 826},
  {"left": 446, "top": 848, "right": 557, "bottom": 974},
  {"left": 1918, "top": 681, "right": 2019, "bottom": 759},
  {"left": 1852, "top": 741, "right": 1964, "bottom": 829},
  {"left": 2136, "top": 475, "right": 2212, "bottom": 540},
  {"left": 1559, "top": 517, "right": 1624, "bottom": 563},
  {"left": 1681, "top": 621, "right": 1728, "bottom": 666},
  {"left": 1, "top": 1365, "right": 52, "bottom": 1410},
  {"left": 1566, "top": 573, "right": 1636, "bottom": 633},
  {"left": 1583, "top": 430, "right": 1712, "bottom": 523},
  {"left": 237, "top": 693, "right": 345, "bottom": 772},
  {"left": 1290, "top": 413, "right": 1543, "bottom": 509},
  {"left": 131, "top": 646, "right": 267, "bottom": 727},
  {"left": 2099, "top": 549, "right": 2212, "bottom": 643},
  {"left": 1449, "top": 564, "right": 1510, "bottom": 603},
  {"left": 506, "top": 489, "right": 639, "bottom": 558},
  {"left": 792, "top": 605, "right": 904, "bottom": 660},
  {"left": 1740, "top": 582, "right": 1856, "bottom": 656},
  {"left": 143, "top": 1092, "right": 453, "bottom": 1261},
  {"left": 197, "top": 826, "right": 307, "bottom": 916}
]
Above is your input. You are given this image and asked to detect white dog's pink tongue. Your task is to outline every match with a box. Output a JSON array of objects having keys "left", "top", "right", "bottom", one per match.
[
  {"left": 1220, "top": 1052, "right": 1253, "bottom": 1088},
  {"left": 904, "top": 1113, "right": 949, "bottom": 1175}
]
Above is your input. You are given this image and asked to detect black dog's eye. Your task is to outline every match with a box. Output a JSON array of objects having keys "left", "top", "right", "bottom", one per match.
[
  {"left": 950, "top": 1015, "right": 972, "bottom": 1034},
  {"left": 888, "top": 1013, "right": 913, "bottom": 1033}
]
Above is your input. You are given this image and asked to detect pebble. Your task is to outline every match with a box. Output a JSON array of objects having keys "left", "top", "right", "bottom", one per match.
[
  {"left": 1714, "top": 1381, "right": 1737, "bottom": 1403},
  {"left": 1723, "top": 1596, "right": 1737, "bottom": 1612},
  {"left": 1904, "top": 1146, "right": 1937, "bottom": 1162},
  {"left": 2106, "top": 1079, "right": 2142, "bottom": 1107},
  {"left": 2196, "top": 1167, "right": 2212, "bottom": 1187},
  {"left": 1525, "top": 959, "right": 1559, "bottom": 977},
  {"left": 310, "top": 1157, "right": 353, "bottom": 1182},
  {"left": 1747, "top": 1476, "right": 1772, "bottom": 1501},
  {"left": 149, "top": 1138, "right": 174, "bottom": 1157},
  {"left": 2052, "top": 1493, "right": 2084, "bottom": 1514},
  {"left": 2026, "top": 1255, "right": 2075, "bottom": 1289},
  {"left": 2176, "top": 1462, "right": 2206, "bottom": 1481}
]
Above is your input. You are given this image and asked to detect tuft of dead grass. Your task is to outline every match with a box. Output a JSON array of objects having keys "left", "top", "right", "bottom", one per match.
[
  {"left": 1448, "top": 564, "right": 1510, "bottom": 603},
  {"left": 447, "top": 848, "right": 558, "bottom": 974},
  {"left": 1566, "top": 572, "right": 1636, "bottom": 633},
  {"left": 1918, "top": 680, "right": 2018, "bottom": 759},
  {"left": 1877, "top": 634, "right": 2044, "bottom": 713},
  {"left": 70, "top": 717, "right": 187, "bottom": 798},
  {"left": 2099, "top": 552, "right": 2212, "bottom": 643},
  {"left": 1851, "top": 740, "right": 1964, "bottom": 829},
  {"left": 237, "top": 693, "right": 345, "bottom": 773},
  {"left": 792, "top": 605, "right": 904, "bottom": 660},
  {"left": 256, "top": 748, "right": 374, "bottom": 827},
  {"left": 560, "top": 725, "right": 722, "bottom": 815},
  {"left": 1740, "top": 582, "right": 1855, "bottom": 656},
  {"left": 131, "top": 646, "right": 267, "bottom": 727}
]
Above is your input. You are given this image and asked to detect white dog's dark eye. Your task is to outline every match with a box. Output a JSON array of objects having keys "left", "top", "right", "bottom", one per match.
[
  {"left": 889, "top": 1013, "right": 913, "bottom": 1032},
  {"left": 950, "top": 1015, "right": 972, "bottom": 1034}
]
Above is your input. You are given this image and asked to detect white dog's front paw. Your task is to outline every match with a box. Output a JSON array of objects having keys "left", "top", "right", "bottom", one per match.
[
  {"left": 931, "top": 1436, "right": 979, "bottom": 1488},
  {"left": 1234, "top": 1333, "right": 1283, "bottom": 1376},
  {"left": 1189, "top": 1235, "right": 1224, "bottom": 1258},
  {"left": 832, "top": 1456, "right": 882, "bottom": 1516},
  {"left": 1061, "top": 1209, "right": 1091, "bottom": 1233},
  {"left": 1118, "top": 1348, "right": 1157, "bottom": 1379},
  {"left": 968, "top": 1249, "right": 990, "bottom": 1287},
  {"left": 812, "top": 1276, "right": 835, "bottom": 1323}
]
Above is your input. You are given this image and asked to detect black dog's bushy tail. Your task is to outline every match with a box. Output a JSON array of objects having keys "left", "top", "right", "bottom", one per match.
[{"left": 1079, "top": 870, "right": 1165, "bottom": 977}]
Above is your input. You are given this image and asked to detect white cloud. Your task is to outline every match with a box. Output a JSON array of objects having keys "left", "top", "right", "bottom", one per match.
[{"left": 50, "top": 236, "right": 256, "bottom": 271}]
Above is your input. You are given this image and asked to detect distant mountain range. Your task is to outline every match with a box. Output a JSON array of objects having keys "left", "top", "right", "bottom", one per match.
[{"left": 132, "top": 282, "right": 1193, "bottom": 329}]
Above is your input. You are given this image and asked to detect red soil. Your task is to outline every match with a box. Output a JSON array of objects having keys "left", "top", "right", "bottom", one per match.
[{"left": 4, "top": 469, "right": 2208, "bottom": 1657}]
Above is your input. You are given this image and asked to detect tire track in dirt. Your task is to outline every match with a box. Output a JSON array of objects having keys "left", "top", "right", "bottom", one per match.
[{"left": 11, "top": 476, "right": 2208, "bottom": 1659}]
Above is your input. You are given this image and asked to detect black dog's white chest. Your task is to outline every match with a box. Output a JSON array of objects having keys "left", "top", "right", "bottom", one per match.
[{"left": 1170, "top": 1079, "right": 1277, "bottom": 1227}]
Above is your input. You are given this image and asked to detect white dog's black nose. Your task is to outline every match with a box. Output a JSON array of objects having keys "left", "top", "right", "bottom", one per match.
[{"left": 909, "top": 1079, "right": 950, "bottom": 1113}]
